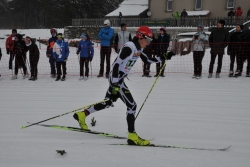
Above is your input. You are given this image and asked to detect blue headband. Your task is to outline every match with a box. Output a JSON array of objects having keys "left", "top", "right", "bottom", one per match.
[{"left": 81, "top": 34, "right": 87, "bottom": 38}]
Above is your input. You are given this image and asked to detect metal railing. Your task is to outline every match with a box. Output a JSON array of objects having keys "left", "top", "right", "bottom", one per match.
[{"left": 72, "top": 16, "right": 250, "bottom": 27}]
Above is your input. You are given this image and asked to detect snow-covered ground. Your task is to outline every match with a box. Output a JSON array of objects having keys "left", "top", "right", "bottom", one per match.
[{"left": 0, "top": 29, "right": 250, "bottom": 167}]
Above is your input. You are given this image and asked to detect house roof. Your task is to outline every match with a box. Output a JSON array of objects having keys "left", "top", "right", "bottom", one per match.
[
  {"left": 186, "top": 10, "right": 210, "bottom": 16},
  {"left": 106, "top": 0, "right": 148, "bottom": 17}
]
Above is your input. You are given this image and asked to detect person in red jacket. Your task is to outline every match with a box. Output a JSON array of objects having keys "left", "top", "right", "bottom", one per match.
[
  {"left": 235, "top": 6, "right": 243, "bottom": 22},
  {"left": 5, "top": 29, "right": 17, "bottom": 69}
]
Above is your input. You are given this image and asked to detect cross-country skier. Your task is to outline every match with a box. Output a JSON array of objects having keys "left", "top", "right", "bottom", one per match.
[{"left": 73, "top": 26, "right": 175, "bottom": 146}]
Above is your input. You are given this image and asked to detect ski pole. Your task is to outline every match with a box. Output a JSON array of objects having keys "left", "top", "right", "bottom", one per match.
[
  {"left": 135, "top": 61, "right": 167, "bottom": 120},
  {"left": 21, "top": 99, "right": 108, "bottom": 129}
]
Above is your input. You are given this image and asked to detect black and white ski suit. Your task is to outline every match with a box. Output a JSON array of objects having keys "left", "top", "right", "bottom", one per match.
[{"left": 85, "top": 38, "right": 163, "bottom": 132}]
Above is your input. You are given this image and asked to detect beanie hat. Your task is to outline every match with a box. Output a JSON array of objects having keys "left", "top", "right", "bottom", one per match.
[
  {"left": 197, "top": 24, "right": 204, "bottom": 30},
  {"left": 104, "top": 19, "right": 110, "bottom": 26},
  {"left": 80, "top": 33, "right": 87, "bottom": 38},
  {"left": 12, "top": 29, "right": 17, "bottom": 33},
  {"left": 120, "top": 23, "right": 126, "bottom": 28},
  {"left": 218, "top": 20, "right": 225, "bottom": 27},
  {"left": 15, "top": 34, "right": 23, "bottom": 41},
  {"left": 160, "top": 27, "right": 166, "bottom": 33},
  {"left": 57, "top": 33, "right": 63, "bottom": 38}
]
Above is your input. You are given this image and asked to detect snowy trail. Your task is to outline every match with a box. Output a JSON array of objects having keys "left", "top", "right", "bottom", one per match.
[{"left": 1, "top": 29, "right": 250, "bottom": 167}]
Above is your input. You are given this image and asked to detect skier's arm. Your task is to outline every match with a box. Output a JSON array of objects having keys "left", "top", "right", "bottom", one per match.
[
  {"left": 112, "top": 47, "right": 131, "bottom": 84},
  {"left": 140, "top": 51, "right": 161, "bottom": 63}
]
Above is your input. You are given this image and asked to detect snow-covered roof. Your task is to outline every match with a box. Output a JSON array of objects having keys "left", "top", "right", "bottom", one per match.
[
  {"left": 106, "top": 0, "right": 148, "bottom": 17},
  {"left": 186, "top": 10, "right": 210, "bottom": 16}
]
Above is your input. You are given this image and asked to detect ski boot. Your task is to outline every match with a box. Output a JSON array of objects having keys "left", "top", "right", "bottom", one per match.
[
  {"left": 73, "top": 110, "right": 89, "bottom": 130},
  {"left": 127, "top": 132, "right": 150, "bottom": 146}
]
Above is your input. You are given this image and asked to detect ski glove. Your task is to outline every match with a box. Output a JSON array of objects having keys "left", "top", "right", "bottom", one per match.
[
  {"left": 89, "top": 58, "right": 93, "bottom": 62},
  {"left": 110, "top": 84, "right": 120, "bottom": 102},
  {"left": 161, "top": 51, "right": 175, "bottom": 61},
  {"left": 6, "top": 49, "right": 10, "bottom": 55},
  {"left": 64, "top": 58, "right": 68, "bottom": 62}
]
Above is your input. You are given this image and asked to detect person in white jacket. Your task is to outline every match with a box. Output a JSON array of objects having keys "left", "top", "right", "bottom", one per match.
[{"left": 191, "top": 24, "right": 208, "bottom": 79}]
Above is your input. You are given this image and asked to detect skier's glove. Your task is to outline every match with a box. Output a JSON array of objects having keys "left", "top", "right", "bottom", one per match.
[
  {"left": 160, "top": 51, "right": 175, "bottom": 61},
  {"left": 64, "top": 58, "right": 68, "bottom": 62},
  {"left": 6, "top": 49, "right": 10, "bottom": 55},
  {"left": 110, "top": 84, "right": 120, "bottom": 102},
  {"left": 89, "top": 58, "right": 93, "bottom": 62}
]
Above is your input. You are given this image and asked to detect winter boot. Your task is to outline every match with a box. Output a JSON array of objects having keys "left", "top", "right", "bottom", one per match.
[
  {"left": 196, "top": 75, "right": 201, "bottom": 79},
  {"left": 79, "top": 76, "right": 84, "bottom": 80},
  {"left": 127, "top": 132, "right": 150, "bottom": 146},
  {"left": 246, "top": 72, "right": 250, "bottom": 77},
  {"left": 11, "top": 75, "right": 17, "bottom": 80},
  {"left": 84, "top": 76, "right": 88, "bottom": 80},
  {"left": 55, "top": 75, "right": 61, "bottom": 81},
  {"left": 61, "top": 75, "right": 66, "bottom": 81},
  {"left": 51, "top": 74, "right": 56, "bottom": 78},
  {"left": 23, "top": 74, "right": 29, "bottom": 79},
  {"left": 106, "top": 74, "right": 109, "bottom": 78},
  {"left": 234, "top": 71, "right": 240, "bottom": 78},
  {"left": 192, "top": 75, "right": 196, "bottom": 78},
  {"left": 228, "top": 71, "right": 234, "bottom": 77},
  {"left": 208, "top": 73, "right": 212, "bottom": 78},
  {"left": 160, "top": 74, "right": 165, "bottom": 77},
  {"left": 216, "top": 73, "right": 220, "bottom": 78},
  {"left": 73, "top": 110, "right": 89, "bottom": 130},
  {"left": 97, "top": 74, "right": 103, "bottom": 78},
  {"left": 147, "top": 75, "right": 152, "bottom": 77},
  {"left": 29, "top": 76, "right": 34, "bottom": 80}
]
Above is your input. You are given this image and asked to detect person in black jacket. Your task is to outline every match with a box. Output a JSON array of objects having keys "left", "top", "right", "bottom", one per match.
[
  {"left": 25, "top": 36, "right": 40, "bottom": 81},
  {"left": 155, "top": 27, "right": 170, "bottom": 77},
  {"left": 180, "top": 9, "right": 188, "bottom": 26},
  {"left": 227, "top": 8, "right": 235, "bottom": 25},
  {"left": 242, "top": 27, "right": 250, "bottom": 77},
  {"left": 12, "top": 34, "right": 28, "bottom": 80},
  {"left": 227, "top": 24, "right": 246, "bottom": 77},
  {"left": 0, "top": 48, "right": 2, "bottom": 77},
  {"left": 142, "top": 33, "right": 157, "bottom": 77},
  {"left": 208, "top": 20, "right": 230, "bottom": 78}
]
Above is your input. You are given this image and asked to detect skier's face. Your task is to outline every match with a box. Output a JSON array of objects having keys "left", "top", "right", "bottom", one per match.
[{"left": 139, "top": 38, "right": 150, "bottom": 48}]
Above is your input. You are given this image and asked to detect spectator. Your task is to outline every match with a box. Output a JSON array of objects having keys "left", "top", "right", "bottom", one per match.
[
  {"left": 241, "top": 26, "right": 250, "bottom": 77},
  {"left": 97, "top": 19, "right": 114, "bottom": 78},
  {"left": 191, "top": 24, "right": 209, "bottom": 79},
  {"left": 0, "top": 47, "right": 2, "bottom": 77},
  {"left": 5, "top": 29, "right": 17, "bottom": 70},
  {"left": 25, "top": 36, "right": 40, "bottom": 81},
  {"left": 235, "top": 6, "right": 243, "bottom": 22},
  {"left": 142, "top": 31, "right": 157, "bottom": 77},
  {"left": 76, "top": 33, "right": 94, "bottom": 80},
  {"left": 180, "top": 9, "right": 188, "bottom": 26},
  {"left": 12, "top": 34, "right": 28, "bottom": 80},
  {"left": 227, "top": 8, "right": 235, "bottom": 25},
  {"left": 53, "top": 33, "right": 69, "bottom": 81},
  {"left": 155, "top": 27, "right": 170, "bottom": 77},
  {"left": 114, "top": 23, "right": 132, "bottom": 54},
  {"left": 208, "top": 20, "right": 230, "bottom": 78},
  {"left": 172, "top": 11, "right": 180, "bottom": 26},
  {"left": 119, "top": 12, "right": 123, "bottom": 25},
  {"left": 46, "top": 28, "right": 58, "bottom": 78},
  {"left": 247, "top": 8, "right": 250, "bottom": 17}
]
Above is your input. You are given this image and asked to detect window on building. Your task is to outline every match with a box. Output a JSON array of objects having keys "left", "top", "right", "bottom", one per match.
[
  {"left": 195, "top": 0, "right": 202, "bottom": 10},
  {"left": 227, "top": 0, "right": 235, "bottom": 8},
  {"left": 166, "top": 0, "right": 173, "bottom": 12}
]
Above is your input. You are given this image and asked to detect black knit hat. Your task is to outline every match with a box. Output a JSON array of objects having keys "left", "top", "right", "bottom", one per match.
[
  {"left": 12, "top": 29, "right": 17, "bottom": 33},
  {"left": 218, "top": 20, "right": 225, "bottom": 27},
  {"left": 15, "top": 34, "right": 23, "bottom": 41},
  {"left": 120, "top": 23, "right": 126, "bottom": 28}
]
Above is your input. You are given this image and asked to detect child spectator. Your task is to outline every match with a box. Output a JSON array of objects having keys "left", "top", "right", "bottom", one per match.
[{"left": 76, "top": 33, "right": 94, "bottom": 80}]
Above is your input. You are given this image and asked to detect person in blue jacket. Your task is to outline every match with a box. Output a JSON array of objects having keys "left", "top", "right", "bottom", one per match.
[
  {"left": 97, "top": 19, "right": 114, "bottom": 78},
  {"left": 76, "top": 33, "right": 94, "bottom": 80},
  {"left": 53, "top": 33, "right": 69, "bottom": 81},
  {"left": 46, "top": 28, "right": 58, "bottom": 78}
]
